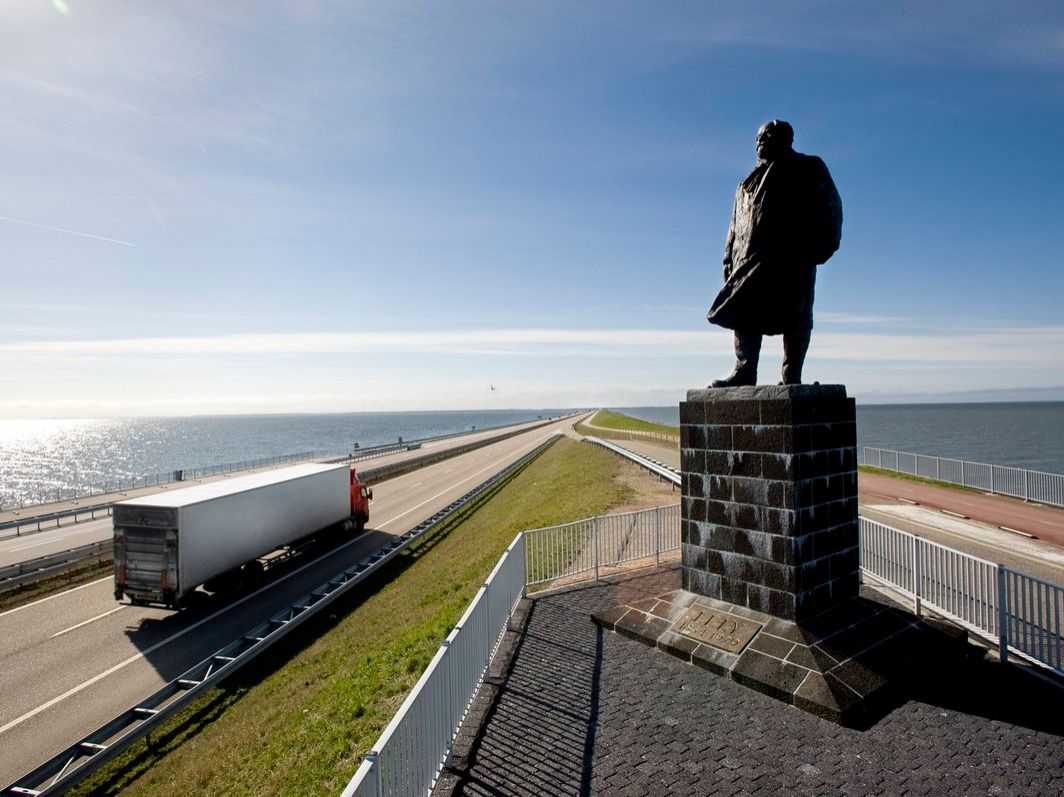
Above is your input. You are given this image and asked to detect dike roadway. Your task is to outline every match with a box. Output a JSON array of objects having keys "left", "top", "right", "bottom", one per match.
[{"left": 0, "top": 417, "right": 577, "bottom": 787}]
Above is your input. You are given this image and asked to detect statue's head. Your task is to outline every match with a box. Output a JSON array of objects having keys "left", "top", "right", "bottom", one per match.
[{"left": 755, "top": 120, "right": 794, "bottom": 162}]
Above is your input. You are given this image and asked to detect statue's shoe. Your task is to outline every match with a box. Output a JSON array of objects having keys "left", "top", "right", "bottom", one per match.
[{"left": 710, "top": 370, "right": 756, "bottom": 388}]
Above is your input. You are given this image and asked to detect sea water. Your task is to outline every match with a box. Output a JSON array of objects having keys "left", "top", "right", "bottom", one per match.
[{"left": 0, "top": 409, "right": 564, "bottom": 508}]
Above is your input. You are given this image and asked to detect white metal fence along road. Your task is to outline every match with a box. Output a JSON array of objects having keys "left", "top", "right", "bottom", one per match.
[
  {"left": 861, "top": 446, "right": 1064, "bottom": 508},
  {"left": 344, "top": 504, "right": 1063, "bottom": 797}
]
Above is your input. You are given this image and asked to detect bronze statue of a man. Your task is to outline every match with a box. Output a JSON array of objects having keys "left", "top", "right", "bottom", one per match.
[{"left": 707, "top": 120, "right": 842, "bottom": 386}]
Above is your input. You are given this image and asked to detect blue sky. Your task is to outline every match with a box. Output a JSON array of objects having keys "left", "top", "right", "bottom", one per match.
[{"left": 2, "top": 1, "right": 1062, "bottom": 416}]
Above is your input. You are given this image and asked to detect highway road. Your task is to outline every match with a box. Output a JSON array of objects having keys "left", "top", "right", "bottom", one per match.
[
  {"left": 0, "top": 417, "right": 560, "bottom": 568},
  {"left": 0, "top": 417, "right": 575, "bottom": 786}
]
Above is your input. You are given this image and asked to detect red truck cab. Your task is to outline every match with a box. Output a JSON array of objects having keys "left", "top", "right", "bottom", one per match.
[{"left": 350, "top": 467, "right": 373, "bottom": 532}]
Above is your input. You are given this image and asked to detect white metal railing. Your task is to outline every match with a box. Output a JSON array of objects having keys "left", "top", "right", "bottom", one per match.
[
  {"left": 861, "top": 446, "right": 1064, "bottom": 508},
  {"left": 344, "top": 506, "right": 1060, "bottom": 797},
  {"left": 341, "top": 503, "right": 679, "bottom": 797},
  {"left": 860, "top": 517, "right": 1062, "bottom": 675}
]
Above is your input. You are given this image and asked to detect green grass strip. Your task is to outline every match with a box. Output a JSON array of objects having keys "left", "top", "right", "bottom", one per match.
[
  {"left": 71, "top": 438, "right": 635, "bottom": 797},
  {"left": 585, "top": 409, "right": 679, "bottom": 436},
  {"left": 858, "top": 464, "right": 993, "bottom": 496}
]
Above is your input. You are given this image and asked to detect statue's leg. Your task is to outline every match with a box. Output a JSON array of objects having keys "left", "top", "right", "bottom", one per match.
[
  {"left": 711, "top": 330, "right": 761, "bottom": 387},
  {"left": 781, "top": 326, "right": 812, "bottom": 384}
]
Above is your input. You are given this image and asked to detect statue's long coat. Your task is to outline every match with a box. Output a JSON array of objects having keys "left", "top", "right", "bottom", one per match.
[{"left": 707, "top": 152, "right": 842, "bottom": 335}]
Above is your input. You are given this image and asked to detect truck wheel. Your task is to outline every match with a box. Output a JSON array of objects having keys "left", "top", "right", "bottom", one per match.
[{"left": 354, "top": 516, "right": 366, "bottom": 534}]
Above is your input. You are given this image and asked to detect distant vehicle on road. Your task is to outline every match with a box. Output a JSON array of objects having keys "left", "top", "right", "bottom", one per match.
[{"left": 113, "top": 462, "right": 372, "bottom": 607}]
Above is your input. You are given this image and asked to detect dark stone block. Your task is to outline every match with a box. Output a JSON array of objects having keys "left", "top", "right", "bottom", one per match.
[
  {"left": 657, "top": 629, "right": 700, "bottom": 662},
  {"left": 831, "top": 656, "right": 891, "bottom": 699},
  {"left": 732, "top": 477, "right": 769, "bottom": 505},
  {"left": 771, "top": 535, "right": 796, "bottom": 566},
  {"left": 763, "top": 561, "right": 797, "bottom": 593},
  {"left": 704, "top": 425, "right": 733, "bottom": 450},
  {"left": 793, "top": 671, "right": 864, "bottom": 724},
  {"left": 705, "top": 549, "right": 725, "bottom": 576},
  {"left": 591, "top": 605, "right": 630, "bottom": 632},
  {"left": 829, "top": 547, "right": 860, "bottom": 581},
  {"left": 681, "top": 543, "right": 707, "bottom": 571},
  {"left": 706, "top": 399, "right": 760, "bottom": 425},
  {"left": 691, "top": 643, "right": 738, "bottom": 676},
  {"left": 762, "top": 507, "right": 796, "bottom": 535},
  {"left": 680, "top": 423, "right": 705, "bottom": 450},
  {"left": 734, "top": 425, "right": 790, "bottom": 453},
  {"left": 705, "top": 499, "right": 729, "bottom": 526},
  {"left": 681, "top": 448, "right": 706, "bottom": 475},
  {"left": 785, "top": 643, "right": 841, "bottom": 671},
  {"left": 729, "top": 451, "right": 762, "bottom": 478},
  {"left": 747, "top": 583, "right": 771, "bottom": 614},
  {"left": 768, "top": 589, "right": 796, "bottom": 619},
  {"left": 679, "top": 401, "right": 704, "bottom": 425},
  {"left": 731, "top": 502, "right": 760, "bottom": 530},
  {"left": 706, "top": 474, "right": 731, "bottom": 501},
  {"left": 706, "top": 523, "right": 737, "bottom": 553},
  {"left": 687, "top": 497, "right": 707, "bottom": 524},
  {"left": 762, "top": 453, "right": 796, "bottom": 480},
  {"left": 732, "top": 649, "right": 810, "bottom": 702},
  {"left": 797, "top": 556, "right": 830, "bottom": 592},
  {"left": 749, "top": 632, "right": 796, "bottom": 660},
  {"left": 614, "top": 609, "right": 670, "bottom": 644},
  {"left": 733, "top": 528, "right": 774, "bottom": 560},
  {"left": 704, "top": 451, "right": 730, "bottom": 475},
  {"left": 759, "top": 399, "right": 793, "bottom": 424},
  {"left": 721, "top": 577, "right": 747, "bottom": 605}
]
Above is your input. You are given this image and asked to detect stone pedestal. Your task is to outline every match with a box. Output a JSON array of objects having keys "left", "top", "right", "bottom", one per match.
[{"left": 679, "top": 384, "right": 858, "bottom": 622}]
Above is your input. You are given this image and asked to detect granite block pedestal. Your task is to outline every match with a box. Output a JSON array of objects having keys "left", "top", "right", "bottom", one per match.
[
  {"left": 680, "top": 384, "right": 859, "bottom": 622},
  {"left": 590, "top": 385, "right": 957, "bottom": 725}
]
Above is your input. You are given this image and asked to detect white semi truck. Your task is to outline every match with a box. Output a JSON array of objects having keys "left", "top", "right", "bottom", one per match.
[{"left": 113, "top": 462, "right": 372, "bottom": 607}]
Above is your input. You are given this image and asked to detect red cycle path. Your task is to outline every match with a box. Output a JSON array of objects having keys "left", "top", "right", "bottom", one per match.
[{"left": 859, "top": 471, "right": 1064, "bottom": 548}]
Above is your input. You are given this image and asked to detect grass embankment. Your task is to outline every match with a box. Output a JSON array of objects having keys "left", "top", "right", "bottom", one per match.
[
  {"left": 72, "top": 438, "right": 666, "bottom": 797},
  {"left": 574, "top": 410, "right": 679, "bottom": 442},
  {"left": 858, "top": 464, "right": 991, "bottom": 496}
]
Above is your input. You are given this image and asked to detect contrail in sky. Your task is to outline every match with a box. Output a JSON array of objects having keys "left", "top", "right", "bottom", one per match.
[{"left": 0, "top": 214, "right": 136, "bottom": 247}]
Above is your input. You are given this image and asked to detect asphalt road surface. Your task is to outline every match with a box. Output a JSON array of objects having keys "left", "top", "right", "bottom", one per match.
[{"left": 0, "top": 417, "right": 572, "bottom": 786}]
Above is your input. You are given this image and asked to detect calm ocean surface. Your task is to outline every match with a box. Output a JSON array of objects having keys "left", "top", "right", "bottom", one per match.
[
  {"left": 3, "top": 403, "right": 1063, "bottom": 510},
  {"left": 616, "top": 402, "right": 1064, "bottom": 475},
  {"left": 0, "top": 409, "right": 564, "bottom": 509}
]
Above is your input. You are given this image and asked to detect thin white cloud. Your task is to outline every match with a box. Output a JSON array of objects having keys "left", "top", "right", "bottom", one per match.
[{"left": 3, "top": 326, "right": 1063, "bottom": 365}]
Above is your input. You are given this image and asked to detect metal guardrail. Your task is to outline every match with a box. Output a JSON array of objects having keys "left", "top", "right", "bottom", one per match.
[
  {"left": 0, "top": 540, "right": 112, "bottom": 593},
  {"left": 1, "top": 436, "right": 560, "bottom": 797},
  {"left": 861, "top": 446, "right": 1064, "bottom": 508},
  {"left": 0, "top": 503, "right": 113, "bottom": 537},
  {"left": 583, "top": 437, "right": 681, "bottom": 486}
]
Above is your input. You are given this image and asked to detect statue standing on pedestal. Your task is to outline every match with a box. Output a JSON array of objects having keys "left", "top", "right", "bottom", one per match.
[{"left": 707, "top": 120, "right": 843, "bottom": 386}]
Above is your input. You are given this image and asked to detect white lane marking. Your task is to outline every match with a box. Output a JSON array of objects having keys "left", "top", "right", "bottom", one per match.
[
  {"left": 0, "top": 432, "right": 554, "bottom": 735},
  {"left": 411, "top": 482, "right": 422, "bottom": 487},
  {"left": 52, "top": 606, "right": 125, "bottom": 638},
  {"left": 0, "top": 577, "right": 113, "bottom": 619}
]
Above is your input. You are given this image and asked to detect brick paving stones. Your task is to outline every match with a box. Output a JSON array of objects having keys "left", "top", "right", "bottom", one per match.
[{"left": 436, "top": 568, "right": 1064, "bottom": 797}]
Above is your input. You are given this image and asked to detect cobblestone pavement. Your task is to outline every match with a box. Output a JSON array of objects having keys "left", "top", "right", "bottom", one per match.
[{"left": 439, "top": 568, "right": 1064, "bottom": 797}]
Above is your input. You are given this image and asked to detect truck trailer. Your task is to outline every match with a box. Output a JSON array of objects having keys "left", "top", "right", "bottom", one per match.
[{"left": 113, "top": 462, "right": 372, "bottom": 607}]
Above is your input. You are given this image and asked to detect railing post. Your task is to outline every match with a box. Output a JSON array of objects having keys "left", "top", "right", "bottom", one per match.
[
  {"left": 1023, "top": 469, "right": 1029, "bottom": 502},
  {"left": 593, "top": 516, "right": 600, "bottom": 581},
  {"left": 997, "top": 564, "right": 1009, "bottom": 665},
  {"left": 654, "top": 508, "right": 661, "bottom": 567},
  {"left": 912, "top": 537, "right": 922, "bottom": 616},
  {"left": 961, "top": 460, "right": 967, "bottom": 488},
  {"left": 935, "top": 457, "right": 940, "bottom": 480}
]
